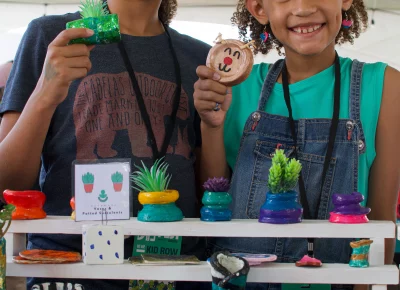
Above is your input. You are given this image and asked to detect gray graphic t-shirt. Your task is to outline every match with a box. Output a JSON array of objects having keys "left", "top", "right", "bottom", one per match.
[{"left": 0, "top": 12, "right": 210, "bottom": 289}]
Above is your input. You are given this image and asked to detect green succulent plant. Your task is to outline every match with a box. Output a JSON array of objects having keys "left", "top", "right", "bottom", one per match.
[
  {"left": 0, "top": 204, "right": 15, "bottom": 239},
  {"left": 111, "top": 171, "right": 123, "bottom": 183},
  {"left": 131, "top": 159, "right": 172, "bottom": 193},
  {"left": 79, "top": 0, "right": 109, "bottom": 19},
  {"left": 82, "top": 172, "right": 94, "bottom": 184},
  {"left": 268, "top": 149, "right": 302, "bottom": 194}
]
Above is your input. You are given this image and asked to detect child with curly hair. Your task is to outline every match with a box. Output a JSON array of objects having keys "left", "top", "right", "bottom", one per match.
[
  {"left": 195, "top": 0, "right": 399, "bottom": 289},
  {"left": 0, "top": 0, "right": 209, "bottom": 289}
]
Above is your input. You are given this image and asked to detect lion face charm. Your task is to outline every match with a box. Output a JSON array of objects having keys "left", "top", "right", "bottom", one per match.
[{"left": 206, "top": 37, "right": 254, "bottom": 87}]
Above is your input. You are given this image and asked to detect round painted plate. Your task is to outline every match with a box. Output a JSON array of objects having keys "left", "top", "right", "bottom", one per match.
[
  {"left": 231, "top": 253, "right": 277, "bottom": 266},
  {"left": 19, "top": 249, "right": 82, "bottom": 262},
  {"left": 13, "top": 256, "right": 76, "bottom": 264},
  {"left": 206, "top": 39, "right": 254, "bottom": 87}
]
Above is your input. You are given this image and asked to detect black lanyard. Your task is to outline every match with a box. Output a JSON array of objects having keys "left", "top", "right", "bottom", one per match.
[
  {"left": 282, "top": 53, "right": 341, "bottom": 255},
  {"left": 117, "top": 25, "right": 181, "bottom": 161}
]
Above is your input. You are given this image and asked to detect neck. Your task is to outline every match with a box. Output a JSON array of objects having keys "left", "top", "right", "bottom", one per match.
[
  {"left": 282, "top": 45, "right": 336, "bottom": 84},
  {"left": 107, "top": 0, "right": 164, "bottom": 36}
]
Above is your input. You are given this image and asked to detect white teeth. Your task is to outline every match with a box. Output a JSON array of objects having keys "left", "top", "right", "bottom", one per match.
[{"left": 293, "top": 25, "right": 321, "bottom": 34}]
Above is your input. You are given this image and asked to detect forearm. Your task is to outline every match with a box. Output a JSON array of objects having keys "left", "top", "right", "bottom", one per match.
[
  {"left": 199, "top": 122, "right": 230, "bottom": 185},
  {"left": 367, "top": 160, "right": 398, "bottom": 265},
  {"left": 0, "top": 93, "right": 56, "bottom": 193}
]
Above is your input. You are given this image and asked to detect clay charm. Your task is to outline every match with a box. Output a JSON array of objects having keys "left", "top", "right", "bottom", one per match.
[
  {"left": 201, "top": 177, "right": 232, "bottom": 222},
  {"left": 329, "top": 192, "right": 370, "bottom": 223},
  {"left": 295, "top": 255, "right": 322, "bottom": 267},
  {"left": 349, "top": 239, "right": 373, "bottom": 268},
  {"left": 209, "top": 251, "right": 250, "bottom": 290},
  {"left": 206, "top": 34, "right": 254, "bottom": 86}
]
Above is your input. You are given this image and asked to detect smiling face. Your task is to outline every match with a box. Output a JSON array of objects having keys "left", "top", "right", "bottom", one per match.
[
  {"left": 249, "top": 0, "right": 352, "bottom": 56},
  {"left": 206, "top": 39, "right": 254, "bottom": 86}
]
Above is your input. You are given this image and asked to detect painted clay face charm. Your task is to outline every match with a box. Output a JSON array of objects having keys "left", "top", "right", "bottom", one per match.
[{"left": 206, "top": 34, "right": 254, "bottom": 87}]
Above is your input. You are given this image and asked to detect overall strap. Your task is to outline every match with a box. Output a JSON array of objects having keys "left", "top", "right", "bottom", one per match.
[
  {"left": 349, "top": 59, "right": 365, "bottom": 122},
  {"left": 258, "top": 59, "right": 285, "bottom": 111}
]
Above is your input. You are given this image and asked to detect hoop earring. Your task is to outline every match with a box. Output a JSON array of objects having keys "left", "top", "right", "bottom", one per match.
[
  {"left": 260, "top": 25, "right": 270, "bottom": 43},
  {"left": 342, "top": 10, "right": 353, "bottom": 29}
]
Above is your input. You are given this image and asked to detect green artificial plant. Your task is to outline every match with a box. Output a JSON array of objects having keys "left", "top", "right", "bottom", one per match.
[
  {"left": 78, "top": 0, "right": 109, "bottom": 19},
  {"left": 111, "top": 172, "right": 123, "bottom": 183},
  {"left": 268, "top": 149, "right": 302, "bottom": 194},
  {"left": 0, "top": 204, "right": 15, "bottom": 239},
  {"left": 131, "top": 159, "right": 172, "bottom": 193}
]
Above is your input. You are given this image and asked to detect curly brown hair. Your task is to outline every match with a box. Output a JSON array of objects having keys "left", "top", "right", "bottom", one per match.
[
  {"left": 159, "top": 0, "right": 178, "bottom": 25},
  {"left": 232, "top": 0, "right": 368, "bottom": 55}
]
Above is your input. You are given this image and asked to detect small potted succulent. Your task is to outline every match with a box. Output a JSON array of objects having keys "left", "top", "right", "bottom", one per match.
[
  {"left": 82, "top": 172, "right": 94, "bottom": 193},
  {"left": 111, "top": 171, "right": 123, "bottom": 192},
  {"left": 131, "top": 159, "right": 183, "bottom": 222},
  {"left": 66, "top": 0, "right": 121, "bottom": 45},
  {"left": 0, "top": 204, "right": 16, "bottom": 290},
  {"left": 201, "top": 177, "right": 232, "bottom": 222},
  {"left": 259, "top": 149, "right": 303, "bottom": 224}
]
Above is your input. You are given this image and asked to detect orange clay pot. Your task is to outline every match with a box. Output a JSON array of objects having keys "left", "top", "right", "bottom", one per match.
[{"left": 3, "top": 190, "right": 47, "bottom": 220}]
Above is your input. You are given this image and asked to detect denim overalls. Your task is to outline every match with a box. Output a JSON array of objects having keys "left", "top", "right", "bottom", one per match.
[{"left": 210, "top": 59, "right": 366, "bottom": 289}]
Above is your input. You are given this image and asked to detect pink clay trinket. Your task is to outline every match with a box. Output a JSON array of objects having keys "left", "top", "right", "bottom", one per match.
[{"left": 295, "top": 255, "right": 322, "bottom": 267}]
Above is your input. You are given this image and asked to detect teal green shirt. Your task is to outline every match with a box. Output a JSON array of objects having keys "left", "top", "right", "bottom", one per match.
[{"left": 224, "top": 57, "right": 387, "bottom": 204}]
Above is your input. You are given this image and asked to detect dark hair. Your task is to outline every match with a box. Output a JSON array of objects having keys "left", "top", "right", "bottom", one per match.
[
  {"left": 232, "top": 0, "right": 368, "bottom": 55},
  {"left": 159, "top": 0, "right": 178, "bottom": 25}
]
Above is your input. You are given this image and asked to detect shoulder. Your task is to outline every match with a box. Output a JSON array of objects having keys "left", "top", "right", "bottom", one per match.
[
  {"left": 382, "top": 66, "right": 400, "bottom": 105},
  {"left": 25, "top": 12, "right": 80, "bottom": 44},
  {"left": 167, "top": 27, "right": 211, "bottom": 62}
]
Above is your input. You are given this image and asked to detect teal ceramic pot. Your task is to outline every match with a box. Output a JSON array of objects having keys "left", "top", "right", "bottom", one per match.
[
  {"left": 201, "top": 191, "right": 232, "bottom": 222},
  {"left": 138, "top": 203, "right": 183, "bottom": 222}
]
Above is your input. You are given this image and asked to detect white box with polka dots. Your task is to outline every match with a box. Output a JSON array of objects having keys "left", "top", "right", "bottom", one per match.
[{"left": 82, "top": 224, "right": 124, "bottom": 264}]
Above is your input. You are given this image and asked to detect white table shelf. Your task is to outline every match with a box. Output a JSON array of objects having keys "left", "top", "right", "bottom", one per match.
[
  {"left": 5, "top": 216, "right": 398, "bottom": 289},
  {"left": 6, "top": 259, "right": 398, "bottom": 285},
  {"left": 7, "top": 216, "right": 395, "bottom": 238}
]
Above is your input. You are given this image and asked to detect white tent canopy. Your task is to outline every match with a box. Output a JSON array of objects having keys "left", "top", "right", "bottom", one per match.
[{"left": 0, "top": 1, "right": 399, "bottom": 68}]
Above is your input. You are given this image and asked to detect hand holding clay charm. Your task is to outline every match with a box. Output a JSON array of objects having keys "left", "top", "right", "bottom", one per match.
[{"left": 206, "top": 34, "right": 254, "bottom": 86}]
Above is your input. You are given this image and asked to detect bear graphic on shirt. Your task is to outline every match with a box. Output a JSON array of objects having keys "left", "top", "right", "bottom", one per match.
[{"left": 73, "top": 72, "right": 193, "bottom": 160}]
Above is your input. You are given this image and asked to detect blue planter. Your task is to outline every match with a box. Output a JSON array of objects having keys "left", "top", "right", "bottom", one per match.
[
  {"left": 201, "top": 191, "right": 232, "bottom": 222},
  {"left": 259, "top": 191, "right": 303, "bottom": 224}
]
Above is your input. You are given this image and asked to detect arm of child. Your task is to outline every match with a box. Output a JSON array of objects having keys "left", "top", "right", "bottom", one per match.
[
  {"left": 367, "top": 66, "right": 400, "bottom": 265},
  {"left": 194, "top": 66, "right": 232, "bottom": 185},
  {"left": 0, "top": 28, "right": 94, "bottom": 198}
]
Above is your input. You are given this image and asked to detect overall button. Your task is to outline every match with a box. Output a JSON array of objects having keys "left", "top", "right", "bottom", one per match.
[
  {"left": 346, "top": 121, "right": 354, "bottom": 131},
  {"left": 252, "top": 112, "right": 261, "bottom": 122},
  {"left": 358, "top": 140, "right": 365, "bottom": 151}
]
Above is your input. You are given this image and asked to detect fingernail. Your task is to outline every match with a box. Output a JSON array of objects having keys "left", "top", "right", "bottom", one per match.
[
  {"left": 86, "top": 29, "right": 94, "bottom": 36},
  {"left": 213, "top": 73, "right": 221, "bottom": 81}
]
